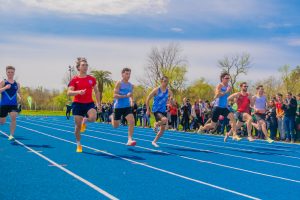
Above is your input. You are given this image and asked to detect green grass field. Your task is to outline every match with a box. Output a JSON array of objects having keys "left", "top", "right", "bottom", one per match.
[{"left": 20, "top": 110, "right": 65, "bottom": 116}]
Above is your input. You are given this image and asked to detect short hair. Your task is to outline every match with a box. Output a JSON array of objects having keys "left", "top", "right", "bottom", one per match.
[
  {"left": 122, "top": 67, "right": 131, "bottom": 74},
  {"left": 287, "top": 92, "right": 292, "bottom": 96},
  {"left": 6, "top": 66, "right": 15, "bottom": 71},
  {"left": 297, "top": 93, "right": 300, "bottom": 97},
  {"left": 76, "top": 57, "right": 88, "bottom": 71},
  {"left": 256, "top": 85, "right": 263, "bottom": 90},
  {"left": 240, "top": 82, "right": 247, "bottom": 87},
  {"left": 277, "top": 93, "right": 283, "bottom": 97},
  {"left": 161, "top": 76, "right": 169, "bottom": 81},
  {"left": 220, "top": 72, "right": 230, "bottom": 82}
]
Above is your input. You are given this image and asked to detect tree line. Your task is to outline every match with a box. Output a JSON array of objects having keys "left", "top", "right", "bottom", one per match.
[{"left": 17, "top": 43, "right": 300, "bottom": 110}]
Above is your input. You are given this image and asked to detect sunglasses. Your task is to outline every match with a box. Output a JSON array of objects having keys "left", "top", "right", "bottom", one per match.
[
  {"left": 224, "top": 77, "right": 230, "bottom": 79},
  {"left": 243, "top": 86, "right": 248, "bottom": 88}
]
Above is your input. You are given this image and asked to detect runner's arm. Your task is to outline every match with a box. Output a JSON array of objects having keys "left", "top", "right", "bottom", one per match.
[
  {"left": 0, "top": 80, "right": 10, "bottom": 93},
  {"left": 67, "top": 86, "right": 83, "bottom": 96},
  {"left": 214, "top": 84, "right": 231, "bottom": 99},
  {"left": 113, "top": 81, "right": 131, "bottom": 99},
  {"left": 93, "top": 84, "right": 101, "bottom": 107},
  {"left": 17, "top": 83, "right": 22, "bottom": 101},
  {"left": 145, "top": 87, "right": 158, "bottom": 113},
  {"left": 250, "top": 96, "right": 256, "bottom": 108},
  {"left": 130, "top": 85, "right": 134, "bottom": 107},
  {"left": 227, "top": 92, "right": 239, "bottom": 102}
]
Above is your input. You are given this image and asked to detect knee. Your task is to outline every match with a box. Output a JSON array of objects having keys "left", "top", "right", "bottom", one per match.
[
  {"left": 112, "top": 123, "right": 119, "bottom": 128},
  {"left": 162, "top": 118, "right": 168, "bottom": 125},
  {"left": 75, "top": 125, "right": 81, "bottom": 130},
  {"left": 89, "top": 117, "right": 96, "bottom": 123},
  {"left": 128, "top": 119, "right": 135, "bottom": 126},
  {"left": 112, "top": 125, "right": 118, "bottom": 128}
]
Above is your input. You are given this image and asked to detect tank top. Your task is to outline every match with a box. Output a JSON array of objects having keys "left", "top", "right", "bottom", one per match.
[
  {"left": 114, "top": 81, "right": 133, "bottom": 109},
  {"left": 237, "top": 93, "right": 250, "bottom": 113},
  {"left": 255, "top": 95, "right": 267, "bottom": 110},
  {"left": 214, "top": 85, "right": 229, "bottom": 108},
  {"left": 152, "top": 87, "right": 169, "bottom": 113},
  {"left": 1, "top": 80, "right": 18, "bottom": 106}
]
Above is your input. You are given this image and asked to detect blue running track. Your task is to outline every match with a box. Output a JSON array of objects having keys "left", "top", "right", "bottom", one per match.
[{"left": 1, "top": 116, "right": 300, "bottom": 200}]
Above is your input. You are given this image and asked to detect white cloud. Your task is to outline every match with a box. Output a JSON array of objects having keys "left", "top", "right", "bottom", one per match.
[
  {"left": 260, "top": 22, "right": 293, "bottom": 29},
  {"left": 271, "top": 37, "right": 300, "bottom": 47},
  {"left": 167, "top": 0, "right": 278, "bottom": 24},
  {"left": 0, "top": 34, "right": 298, "bottom": 90},
  {"left": 15, "top": 0, "right": 169, "bottom": 15},
  {"left": 170, "top": 27, "right": 183, "bottom": 33}
]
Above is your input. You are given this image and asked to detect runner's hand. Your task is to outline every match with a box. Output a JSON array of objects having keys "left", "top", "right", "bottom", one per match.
[
  {"left": 78, "top": 89, "right": 86, "bottom": 95},
  {"left": 226, "top": 86, "right": 232, "bottom": 93},
  {"left": 146, "top": 109, "right": 150, "bottom": 116},
  {"left": 96, "top": 104, "right": 102, "bottom": 112},
  {"left": 5, "top": 84, "right": 11, "bottom": 90}
]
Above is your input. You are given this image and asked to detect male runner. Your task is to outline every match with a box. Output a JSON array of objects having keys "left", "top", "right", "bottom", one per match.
[
  {"left": 198, "top": 72, "right": 241, "bottom": 141},
  {"left": 67, "top": 58, "right": 101, "bottom": 153},
  {"left": 111, "top": 68, "right": 136, "bottom": 146},
  {"left": 146, "top": 76, "right": 173, "bottom": 147},
  {"left": 252, "top": 85, "right": 274, "bottom": 143},
  {"left": 0, "top": 66, "right": 21, "bottom": 140},
  {"left": 227, "top": 82, "right": 254, "bottom": 142}
]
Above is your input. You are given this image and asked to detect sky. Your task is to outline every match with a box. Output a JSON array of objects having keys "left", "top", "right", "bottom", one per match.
[{"left": 0, "top": 0, "right": 299, "bottom": 90}]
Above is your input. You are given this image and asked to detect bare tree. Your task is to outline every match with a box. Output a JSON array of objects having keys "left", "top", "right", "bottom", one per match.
[
  {"left": 218, "top": 53, "right": 252, "bottom": 92},
  {"left": 139, "top": 43, "right": 188, "bottom": 93}
]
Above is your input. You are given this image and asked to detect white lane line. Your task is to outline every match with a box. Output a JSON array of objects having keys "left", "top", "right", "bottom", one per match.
[
  {"left": 17, "top": 120, "right": 300, "bottom": 184},
  {"left": 16, "top": 124, "right": 261, "bottom": 200},
  {"left": 94, "top": 125, "right": 300, "bottom": 160},
  {"left": 132, "top": 124, "right": 300, "bottom": 148},
  {"left": 0, "top": 130, "right": 119, "bottom": 200},
  {"left": 23, "top": 119, "right": 300, "bottom": 168},
  {"left": 48, "top": 164, "right": 67, "bottom": 167},
  {"left": 30, "top": 117, "right": 300, "bottom": 158},
  {"left": 95, "top": 125, "right": 300, "bottom": 158},
  {"left": 28, "top": 116, "right": 300, "bottom": 149},
  {"left": 28, "top": 150, "right": 43, "bottom": 153}
]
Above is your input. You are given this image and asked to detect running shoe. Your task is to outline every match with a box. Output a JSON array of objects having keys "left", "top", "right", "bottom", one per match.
[
  {"left": 232, "top": 135, "right": 242, "bottom": 141},
  {"left": 8, "top": 135, "right": 14, "bottom": 141},
  {"left": 266, "top": 137, "right": 274, "bottom": 143},
  {"left": 152, "top": 142, "right": 159, "bottom": 148},
  {"left": 126, "top": 140, "right": 137, "bottom": 146},
  {"left": 76, "top": 145, "right": 83, "bottom": 153}
]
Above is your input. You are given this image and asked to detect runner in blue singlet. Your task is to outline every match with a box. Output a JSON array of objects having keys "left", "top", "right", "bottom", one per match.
[
  {"left": 146, "top": 76, "right": 173, "bottom": 147},
  {"left": 0, "top": 66, "right": 21, "bottom": 141}
]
